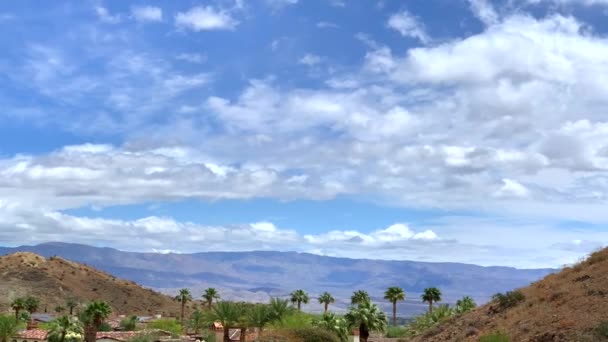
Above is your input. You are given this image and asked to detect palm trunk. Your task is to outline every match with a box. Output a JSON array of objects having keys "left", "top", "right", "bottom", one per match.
[
  {"left": 15, "top": 309, "right": 20, "bottom": 321},
  {"left": 392, "top": 301, "right": 397, "bottom": 326},
  {"left": 85, "top": 325, "right": 97, "bottom": 342},
  {"left": 324, "top": 303, "right": 328, "bottom": 313},
  {"left": 359, "top": 323, "right": 369, "bottom": 342},
  {"left": 429, "top": 301, "right": 433, "bottom": 314},
  {"left": 239, "top": 328, "right": 246, "bottom": 342},
  {"left": 223, "top": 328, "right": 230, "bottom": 342},
  {"left": 208, "top": 300, "right": 212, "bottom": 309},
  {"left": 69, "top": 307, "right": 74, "bottom": 316},
  {"left": 181, "top": 302, "right": 185, "bottom": 323},
  {"left": 297, "top": 301, "right": 301, "bottom": 311}
]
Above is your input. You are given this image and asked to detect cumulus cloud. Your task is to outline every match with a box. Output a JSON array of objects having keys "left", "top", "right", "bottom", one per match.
[{"left": 175, "top": 6, "right": 239, "bottom": 31}]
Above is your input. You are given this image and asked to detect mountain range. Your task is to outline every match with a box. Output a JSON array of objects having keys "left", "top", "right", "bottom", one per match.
[{"left": 0, "top": 242, "right": 555, "bottom": 316}]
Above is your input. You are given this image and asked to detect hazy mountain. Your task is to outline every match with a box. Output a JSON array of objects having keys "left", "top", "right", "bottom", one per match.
[{"left": 0, "top": 242, "right": 555, "bottom": 316}]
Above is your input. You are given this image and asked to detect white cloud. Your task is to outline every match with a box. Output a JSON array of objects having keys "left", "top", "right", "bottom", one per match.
[
  {"left": 495, "top": 179, "right": 531, "bottom": 198},
  {"left": 298, "top": 53, "right": 322, "bottom": 66},
  {"left": 387, "top": 10, "right": 429, "bottom": 43},
  {"left": 175, "top": 53, "right": 207, "bottom": 64},
  {"left": 317, "top": 21, "right": 339, "bottom": 29},
  {"left": 95, "top": 6, "right": 121, "bottom": 24},
  {"left": 132, "top": 6, "right": 163, "bottom": 22},
  {"left": 175, "top": 6, "right": 239, "bottom": 31},
  {"left": 468, "top": 0, "right": 498, "bottom": 25},
  {"left": 265, "top": 0, "right": 299, "bottom": 11}
]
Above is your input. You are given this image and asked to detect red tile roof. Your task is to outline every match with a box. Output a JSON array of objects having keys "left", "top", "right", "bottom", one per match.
[{"left": 17, "top": 329, "right": 48, "bottom": 340}]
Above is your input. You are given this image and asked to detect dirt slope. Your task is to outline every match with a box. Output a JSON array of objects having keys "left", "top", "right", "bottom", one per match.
[
  {"left": 410, "top": 248, "right": 608, "bottom": 342},
  {"left": 0, "top": 252, "right": 181, "bottom": 316}
]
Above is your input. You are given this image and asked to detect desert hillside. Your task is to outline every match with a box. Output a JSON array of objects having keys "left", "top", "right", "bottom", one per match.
[
  {"left": 410, "top": 248, "right": 608, "bottom": 341},
  {"left": 0, "top": 252, "right": 182, "bottom": 316}
]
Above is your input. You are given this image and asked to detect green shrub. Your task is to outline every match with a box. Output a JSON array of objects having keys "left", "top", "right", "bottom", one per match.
[
  {"left": 595, "top": 321, "right": 608, "bottom": 338},
  {"left": 98, "top": 322, "right": 112, "bottom": 332},
  {"left": 479, "top": 332, "right": 510, "bottom": 342},
  {"left": 492, "top": 291, "right": 525, "bottom": 310},
  {"left": 386, "top": 325, "right": 411, "bottom": 338},
  {"left": 147, "top": 318, "right": 183, "bottom": 336},
  {"left": 120, "top": 315, "right": 138, "bottom": 331},
  {"left": 587, "top": 249, "right": 608, "bottom": 265},
  {"left": 269, "top": 311, "right": 316, "bottom": 329}
]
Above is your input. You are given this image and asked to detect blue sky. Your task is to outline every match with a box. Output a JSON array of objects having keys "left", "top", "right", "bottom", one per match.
[{"left": 1, "top": 0, "right": 608, "bottom": 267}]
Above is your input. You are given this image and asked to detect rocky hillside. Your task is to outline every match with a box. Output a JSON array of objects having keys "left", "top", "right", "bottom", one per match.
[
  {"left": 0, "top": 252, "right": 182, "bottom": 316},
  {"left": 410, "top": 248, "right": 608, "bottom": 341}
]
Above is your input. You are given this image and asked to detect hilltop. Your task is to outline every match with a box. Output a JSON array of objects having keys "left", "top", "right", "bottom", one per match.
[
  {"left": 410, "top": 248, "right": 608, "bottom": 341},
  {"left": 0, "top": 252, "right": 181, "bottom": 316}
]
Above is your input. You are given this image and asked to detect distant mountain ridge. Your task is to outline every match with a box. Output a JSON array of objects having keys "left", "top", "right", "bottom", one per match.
[{"left": 0, "top": 242, "right": 555, "bottom": 316}]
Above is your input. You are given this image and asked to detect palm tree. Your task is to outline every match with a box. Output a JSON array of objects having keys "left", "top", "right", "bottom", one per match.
[
  {"left": 54, "top": 306, "right": 66, "bottom": 314},
  {"left": 384, "top": 287, "right": 405, "bottom": 326},
  {"left": 318, "top": 292, "right": 335, "bottom": 313},
  {"left": 174, "top": 289, "right": 193, "bottom": 323},
  {"left": 312, "top": 313, "right": 348, "bottom": 342},
  {"left": 81, "top": 301, "right": 112, "bottom": 342},
  {"left": 24, "top": 296, "right": 40, "bottom": 314},
  {"left": 188, "top": 310, "right": 206, "bottom": 334},
  {"left": 268, "top": 298, "right": 290, "bottom": 323},
  {"left": 345, "top": 299, "right": 387, "bottom": 342},
  {"left": 47, "top": 316, "right": 83, "bottom": 342},
  {"left": 207, "top": 301, "right": 244, "bottom": 342},
  {"left": 66, "top": 299, "right": 78, "bottom": 316},
  {"left": 0, "top": 315, "right": 21, "bottom": 342},
  {"left": 245, "top": 305, "right": 272, "bottom": 336},
  {"left": 351, "top": 290, "right": 370, "bottom": 305},
  {"left": 202, "top": 288, "right": 220, "bottom": 309},
  {"left": 421, "top": 287, "right": 442, "bottom": 314},
  {"left": 289, "top": 290, "right": 309, "bottom": 311},
  {"left": 10, "top": 298, "right": 25, "bottom": 321}
]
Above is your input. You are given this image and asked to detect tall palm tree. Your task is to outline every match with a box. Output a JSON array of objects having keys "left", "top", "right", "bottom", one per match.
[
  {"left": 345, "top": 299, "right": 387, "bottom": 342},
  {"left": 384, "top": 287, "right": 405, "bottom": 326},
  {"left": 174, "top": 289, "right": 193, "bottom": 323},
  {"left": 66, "top": 299, "right": 78, "bottom": 316},
  {"left": 351, "top": 290, "right": 370, "bottom": 305},
  {"left": 268, "top": 298, "right": 290, "bottom": 323},
  {"left": 289, "top": 290, "right": 309, "bottom": 311},
  {"left": 47, "top": 316, "right": 83, "bottom": 342},
  {"left": 318, "top": 292, "right": 335, "bottom": 313},
  {"left": 81, "top": 301, "right": 112, "bottom": 342},
  {"left": 188, "top": 310, "right": 206, "bottom": 334},
  {"left": 24, "top": 296, "right": 40, "bottom": 314},
  {"left": 10, "top": 298, "right": 25, "bottom": 321},
  {"left": 0, "top": 315, "right": 21, "bottom": 342},
  {"left": 421, "top": 287, "right": 442, "bottom": 314},
  {"left": 202, "top": 288, "right": 220, "bottom": 309},
  {"left": 207, "top": 301, "right": 244, "bottom": 342}
]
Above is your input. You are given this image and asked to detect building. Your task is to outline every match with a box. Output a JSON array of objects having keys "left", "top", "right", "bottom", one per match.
[{"left": 13, "top": 329, "right": 48, "bottom": 342}]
